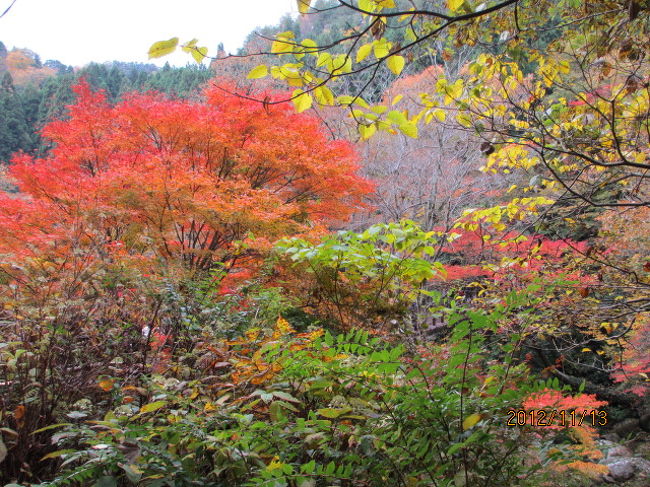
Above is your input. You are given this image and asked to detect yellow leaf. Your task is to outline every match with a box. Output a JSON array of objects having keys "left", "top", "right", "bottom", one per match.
[
  {"left": 314, "top": 85, "right": 335, "bottom": 105},
  {"left": 292, "top": 90, "right": 313, "bottom": 113},
  {"left": 432, "top": 108, "right": 446, "bottom": 122},
  {"left": 359, "top": 0, "right": 374, "bottom": 12},
  {"left": 296, "top": 0, "right": 312, "bottom": 14},
  {"left": 399, "top": 122, "right": 418, "bottom": 138},
  {"left": 190, "top": 46, "right": 208, "bottom": 64},
  {"left": 245, "top": 328, "right": 261, "bottom": 341},
  {"left": 386, "top": 55, "right": 405, "bottom": 75},
  {"left": 387, "top": 109, "right": 407, "bottom": 125},
  {"left": 267, "top": 457, "right": 285, "bottom": 471},
  {"left": 447, "top": 0, "right": 464, "bottom": 11},
  {"left": 391, "top": 94, "right": 403, "bottom": 105},
  {"left": 456, "top": 113, "right": 472, "bottom": 128},
  {"left": 405, "top": 27, "right": 417, "bottom": 42},
  {"left": 483, "top": 376, "right": 495, "bottom": 386},
  {"left": 286, "top": 74, "right": 305, "bottom": 87},
  {"left": 359, "top": 123, "right": 377, "bottom": 139},
  {"left": 462, "top": 413, "right": 482, "bottom": 431},
  {"left": 373, "top": 39, "right": 391, "bottom": 59},
  {"left": 247, "top": 65, "right": 269, "bottom": 79},
  {"left": 581, "top": 348, "right": 592, "bottom": 352},
  {"left": 148, "top": 37, "right": 179, "bottom": 59},
  {"left": 356, "top": 43, "right": 373, "bottom": 63},
  {"left": 332, "top": 54, "right": 352, "bottom": 74},
  {"left": 316, "top": 52, "right": 332, "bottom": 67},
  {"left": 204, "top": 402, "right": 218, "bottom": 412},
  {"left": 271, "top": 38, "right": 294, "bottom": 55},
  {"left": 447, "top": 79, "right": 464, "bottom": 99},
  {"left": 275, "top": 316, "right": 295, "bottom": 335},
  {"left": 140, "top": 400, "right": 167, "bottom": 413},
  {"left": 354, "top": 97, "right": 370, "bottom": 109},
  {"left": 600, "top": 322, "right": 618, "bottom": 334},
  {"left": 181, "top": 39, "right": 198, "bottom": 52},
  {"left": 276, "top": 30, "right": 295, "bottom": 39}
]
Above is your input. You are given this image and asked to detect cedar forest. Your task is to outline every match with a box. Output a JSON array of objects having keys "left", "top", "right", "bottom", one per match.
[{"left": 0, "top": 0, "right": 649, "bottom": 486}]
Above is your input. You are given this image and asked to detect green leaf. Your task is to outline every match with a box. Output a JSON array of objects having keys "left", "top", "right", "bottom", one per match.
[
  {"left": 40, "top": 449, "right": 76, "bottom": 461},
  {"left": 301, "top": 460, "right": 316, "bottom": 474},
  {"left": 95, "top": 476, "right": 118, "bottom": 487},
  {"left": 317, "top": 407, "right": 352, "bottom": 418},
  {"left": 272, "top": 391, "right": 301, "bottom": 403},
  {"left": 386, "top": 55, "right": 405, "bottom": 75},
  {"left": 31, "top": 423, "right": 72, "bottom": 434},
  {"left": 140, "top": 400, "right": 167, "bottom": 413},
  {"left": 248, "top": 65, "right": 269, "bottom": 79},
  {"left": 276, "top": 400, "right": 300, "bottom": 412},
  {"left": 148, "top": 37, "right": 179, "bottom": 59},
  {"left": 447, "top": 442, "right": 464, "bottom": 456},
  {"left": 269, "top": 401, "right": 286, "bottom": 422}
]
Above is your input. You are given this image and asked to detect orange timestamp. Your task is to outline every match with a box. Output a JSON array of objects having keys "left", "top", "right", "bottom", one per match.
[{"left": 507, "top": 409, "right": 608, "bottom": 427}]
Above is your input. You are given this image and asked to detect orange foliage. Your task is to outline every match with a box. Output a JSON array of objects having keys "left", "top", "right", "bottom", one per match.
[
  {"left": 5, "top": 49, "right": 56, "bottom": 85},
  {"left": 227, "top": 316, "right": 324, "bottom": 386},
  {"left": 522, "top": 388, "right": 608, "bottom": 475},
  {"left": 0, "top": 80, "right": 373, "bottom": 280}
]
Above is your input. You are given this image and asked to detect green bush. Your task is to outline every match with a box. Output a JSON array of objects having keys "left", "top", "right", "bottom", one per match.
[{"left": 38, "top": 297, "right": 592, "bottom": 487}]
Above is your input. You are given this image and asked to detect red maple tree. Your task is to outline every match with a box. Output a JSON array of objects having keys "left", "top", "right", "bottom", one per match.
[{"left": 0, "top": 80, "right": 373, "bottom": 277}]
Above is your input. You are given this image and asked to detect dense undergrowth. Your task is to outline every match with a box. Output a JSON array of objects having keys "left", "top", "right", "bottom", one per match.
[{"left": 0, "top": 260, "right": 613, "bottom": 486}]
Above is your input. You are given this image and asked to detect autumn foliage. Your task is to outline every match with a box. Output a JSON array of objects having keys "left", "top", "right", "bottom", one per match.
[{"left": 0, "top": 80, "right": 372, "bottom": 279}]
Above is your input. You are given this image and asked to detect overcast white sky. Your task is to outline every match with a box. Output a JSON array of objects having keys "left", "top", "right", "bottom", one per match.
[{"left": 0, "top": 0, "right": 297, "bottom": 67}]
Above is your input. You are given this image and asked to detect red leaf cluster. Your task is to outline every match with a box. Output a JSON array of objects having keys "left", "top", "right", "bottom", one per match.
[{"left": 0, "top": 80, "right": 373, "bottom": 276}]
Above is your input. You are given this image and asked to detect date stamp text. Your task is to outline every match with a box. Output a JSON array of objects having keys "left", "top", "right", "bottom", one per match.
[{"left": 507, "top": 409, "right": 608, "bottom": 427}]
